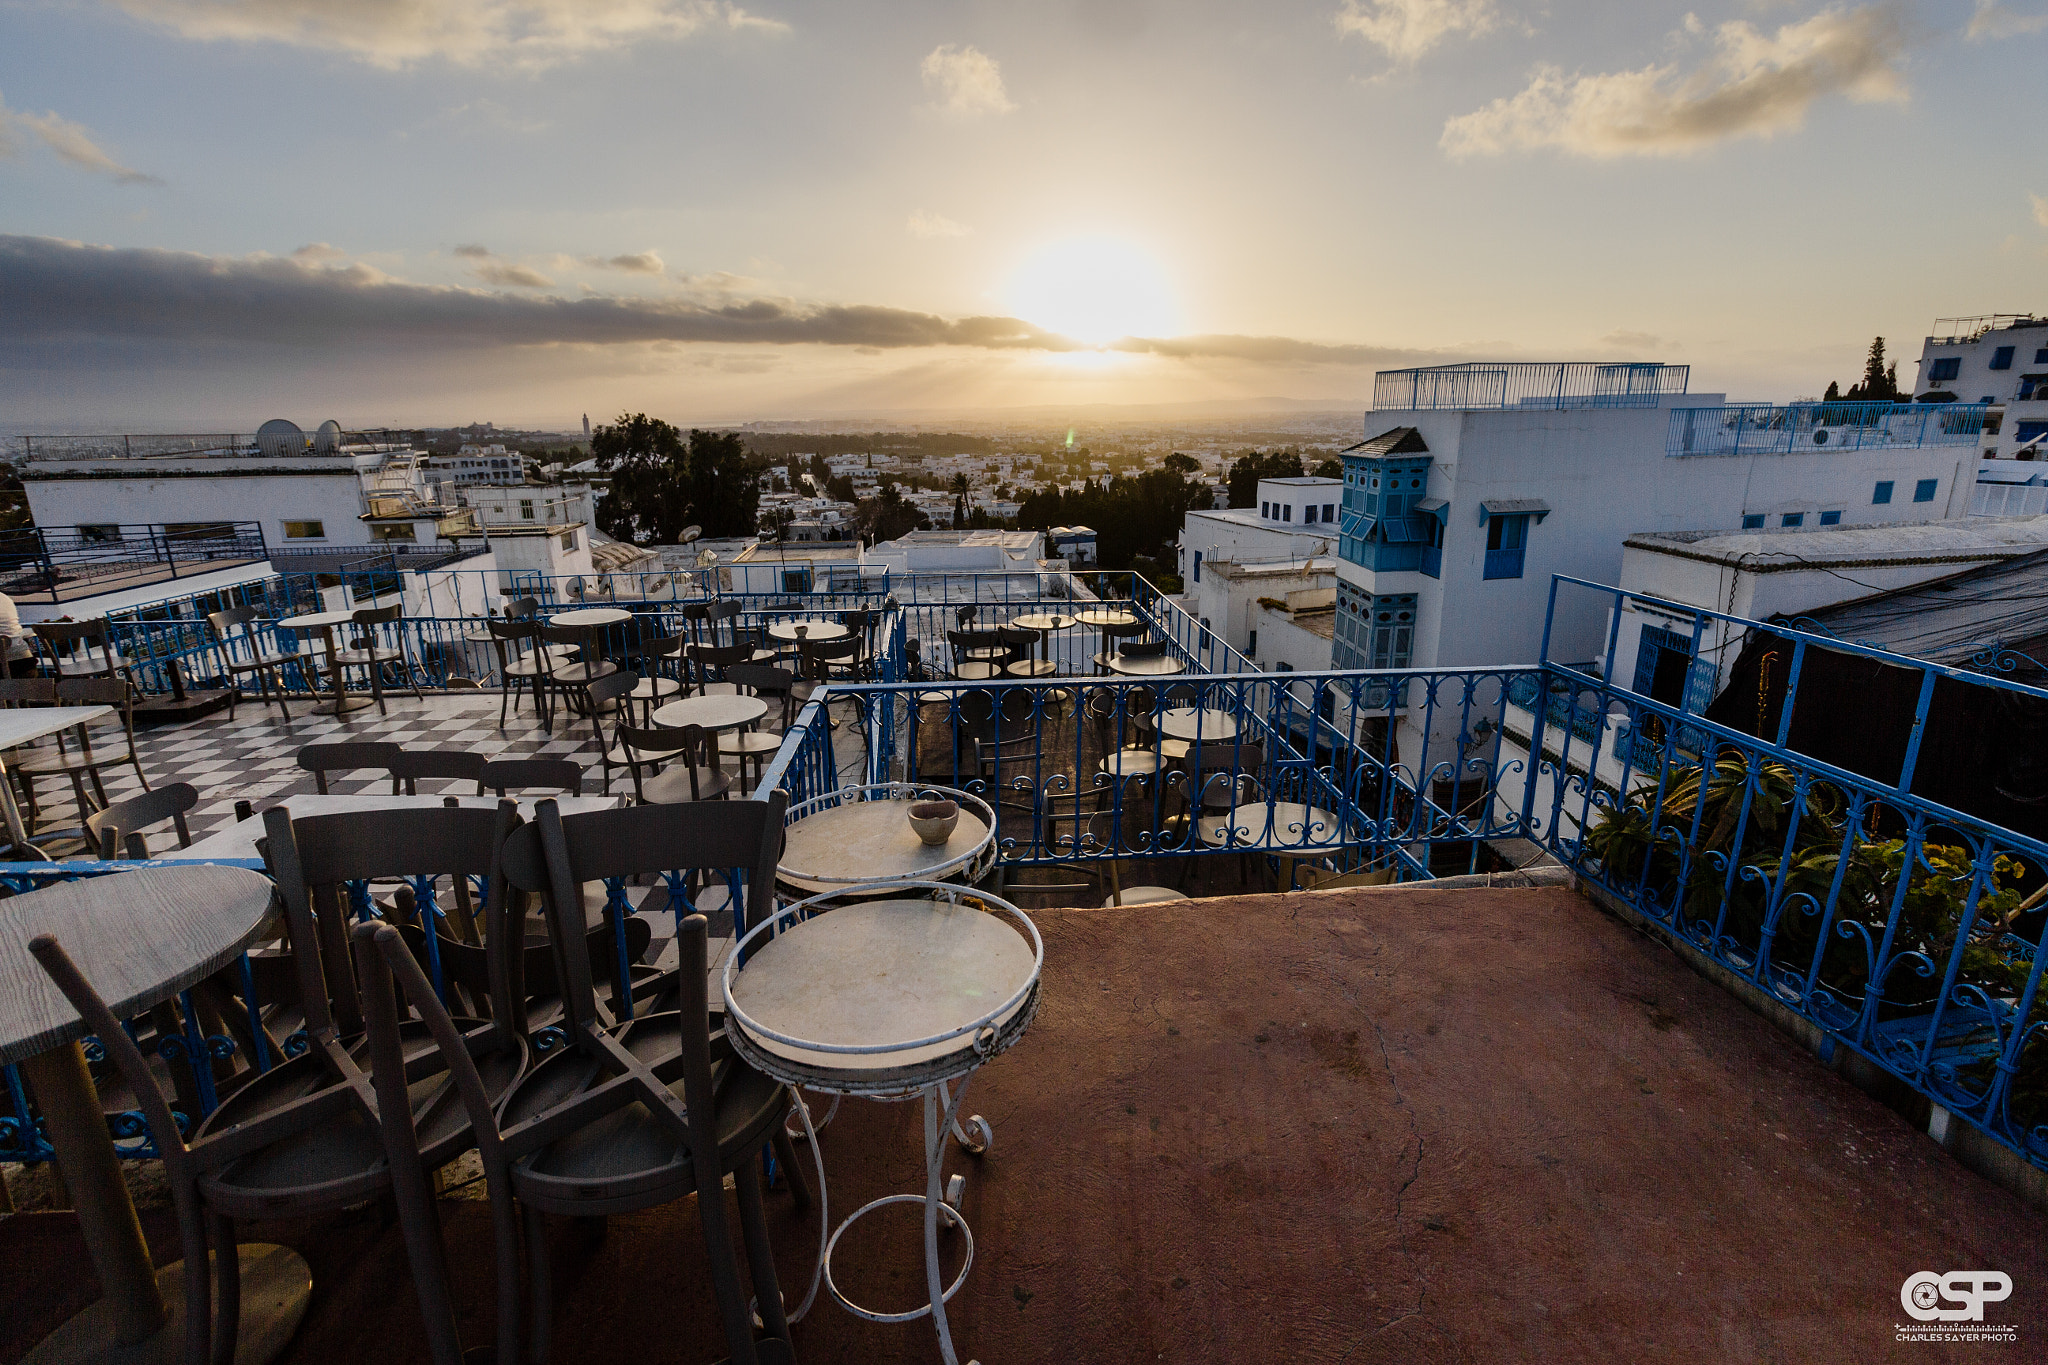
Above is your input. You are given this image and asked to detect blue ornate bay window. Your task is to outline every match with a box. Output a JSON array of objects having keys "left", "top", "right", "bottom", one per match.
[
  {"left": 1332, "top": 581, "right": 1416, "bottom": 671},
  {"left": 1339, "top": 426, "right": 1433, "bottom": 573}
]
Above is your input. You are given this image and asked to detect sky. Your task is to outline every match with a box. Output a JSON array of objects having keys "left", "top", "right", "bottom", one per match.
[{"left": 0, "top": 0, "right": 2044, "bottom": 431}]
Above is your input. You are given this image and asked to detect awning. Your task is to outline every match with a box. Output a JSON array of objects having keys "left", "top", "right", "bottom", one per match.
[
  {"left": 1377, "top": 517, "right": 1424, "bottom": 544},
  {"left": 1477, "top": 497, "right": 1551, "bottom": 525},
  {"left": 1413, "top": 496, "right": 1450, "bottom": 520}
]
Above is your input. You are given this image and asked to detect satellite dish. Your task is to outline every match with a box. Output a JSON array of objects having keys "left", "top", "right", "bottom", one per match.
[
  {"left": 312, "top": 419, "right": 343, "bottom": 454},
  {"left": 680, "top": 526, "right": 703, "bottom": 544},
  {"left": 256, "top": 418, "right": 304, "bottom": 459}
]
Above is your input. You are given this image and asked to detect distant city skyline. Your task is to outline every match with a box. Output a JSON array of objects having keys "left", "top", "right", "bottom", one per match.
[{"left": 1, "top": 1, "right": 2043, "bottom": 427}]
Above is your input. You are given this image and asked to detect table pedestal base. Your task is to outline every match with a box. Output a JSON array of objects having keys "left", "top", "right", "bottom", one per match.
[
  {"left": 311, "top": 695, "right": 377, "bottom": 717},
  {"left": 819, "top": 1079, "right": 987, "bottom": 1365},
  {"left": 21, "top": 1244, "right": 312, "bottom": 1365}
]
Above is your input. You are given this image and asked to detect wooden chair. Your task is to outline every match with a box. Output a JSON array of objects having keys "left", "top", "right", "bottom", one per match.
[
  {"left": 335, "top": 603, "right": 425, "bottom": 715},
  {"left": 537, "top": 623, "right": 620, "bottom": 736},
  {"left": 296, "top": 740, "right": 404, "bottom": 795},
  {"left": 1092, "top": 619, "right": 1151, "bottom": 673},
  {"left": 488, "top": 797, "right": 807, "bottom": 1365},
  {"left": 479, "top": 758, "right": 584, "bottom": 796},
  {"left": 719, "top": 664, "right": 795, "bottom": 792},
  {"left": 612, "top": 722, "right": 731, "bottom": 804},
  {"left": 945, "top": 629, "right": 1007, "bottom": 681},
  {"left": 630, "top": 633, "right": 685, "bottom": 719},
  {"left": 28, "top": 802, "right": 532, "bottom": 1365},
  {"left": 684, "top": 642, "right": 752, "bottom": 697},
  {"left": 486, "top": 617, "right": 553, "bottom": 730},
  {"left": 31, "top": 617, "right": 134, "bottom": 685},
  {"left": 13, "top": 678, "right": 150, "bottom": 832},
  {"left": 391, "top": 748, "right": 488, "bottom": 796},
  {"left": 206, "top": 606, "right": 298, "bottom": 721},
  {"left": 85, "top": 781, "right": 198, "bottom": 859}
]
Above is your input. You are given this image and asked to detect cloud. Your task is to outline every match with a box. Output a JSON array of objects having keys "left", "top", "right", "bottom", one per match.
[
  {"left": 2033, "top": 193, "right": 2048, "bottom": 229},
  {"left": 473, "top": 260, "right": 555, "bottom": 287},
  {"left": 1599, "top": 329, "right": 1668, "bottom": 353},
  {"left": 105, "top": 0, "right": 789, "bottom": 70},
  {"left": 921, "top": 44, "right": 1015, "bottom": 118},
  {"left": 0, "top": 91, "right": 159, "bottom": 183},
  {"left": 1966, "top": 2, "right": 2048, "bottom": 39},
  {"left": 292, "top": 242, "right": 345, "bottom": 261},
  {"left": 906, "top": 210, "right": 970, "bottom": 239},
  {"left": 1441, "top": 4, "right": 1910, "bottom": 159},
  {"left": 590, "top": 250, "right": 664, "bottom": 273},
  {"left": 1335, "top": 0, "right": 1501, "bottom": 64},
  {"left": 452, "top": 243, "right": 491, "bottom": 258},
  {"left": 0, "top": 234, "right": 1442, "bottom": 370}
]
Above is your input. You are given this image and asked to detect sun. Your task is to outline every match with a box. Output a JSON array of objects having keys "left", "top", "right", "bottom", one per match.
[{"left": 1003, "top": 237, "right": 1180, "bottom": 347}]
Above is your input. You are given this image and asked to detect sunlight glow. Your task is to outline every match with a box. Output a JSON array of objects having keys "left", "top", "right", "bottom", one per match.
[{"left": 1003, "top": 237, "right": 1180, "bottom": 347}]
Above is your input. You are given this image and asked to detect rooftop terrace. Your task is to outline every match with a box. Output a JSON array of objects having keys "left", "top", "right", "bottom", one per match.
[
  {"left": 1371, "top": 361, "right": 1690, "bottom": 412},
  {"left": 4, "top": 568, "right": 2048, "bottom": 1362}
]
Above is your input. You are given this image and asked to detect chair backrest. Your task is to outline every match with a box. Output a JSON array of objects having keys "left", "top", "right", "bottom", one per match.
[
  {"left": 612, "top": 722, "right": 718, "bottom": 803},
  {"left": 504, "top": 596, "right": 540, "bottom": 619},
  {"left": 86, "top": 781, "right": 198, "bottom": 859},
  {"left": 955, "top": 605, "right": 977, "bottom": 627},
  {"left": 997, "top": 625, "right": 1038, "bottom": 652},
  {"left": 1118, "top": 639, "right": 1170, "bottom": 660},
  {"left": 479, "top": 758, "right": 583, "bottom": 795},
  {"left": 32, "top": 618, "right": 112, "bottom": 650},
  {"left": 946, "top": 629, "right": 1003, "bottom": 663},
  {"left": 585, "top": 667, "right": 639, "bottom": 713},
  {"left": 1101, "top": 619, "right": 1151, "bottom": 641},
  {"left": 725, "top": 663, "right": 794, "bottom": 697},
  {"left": 536, "top": 622, "right": 586, "bottom": 650},
  {"left": 0, "top": 678, "right": 56, "bottom": 706},
  {"left": 54, "top": 678, "right": 136, "bottom": 739},
  {"left": 207, "top": 605, "right": 261, "bottom": 638},
  {"left": 263, "top": 800, "right": 525, "bottom": 1036},
  {"left": 488, "top": 617, "right": 540, "bottom": 644},
  {"left": 297, "top": 740, "right": 405, "bottom": 795},
  {"left": 353, "top": 603, "right": 403, "bottom": 627},
  {"left": 390, "top": 748, "right": 488, "bottom": 796},
  {"left": 498, "top": 795, "right": 786, "bottom": 1036},
  {"left": 1189, "top": 742, "right": 1266, "bottom": 806}
]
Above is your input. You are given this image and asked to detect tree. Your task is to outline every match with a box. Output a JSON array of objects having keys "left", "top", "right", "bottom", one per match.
[
  {"left": 1164, "top": 452, "right": 1199, "bottom": 477},
  {"left": 858, "top": 482, "right": 927, "bottom": 542},
  {"left": 589, "top": 414, "right": 760, "bottom": 545},
  {"left": 1836, "top": 337, "right": 1903, "bottom": 403},
  {"left": 590, "top": 413, "right": 689, "bottom": 545},
  {"left": 1823, "top": 381, "right": 1841, "bottom": 402},
  {"left": 1311, "top": 457, "right": 1343, "bottom": 479},
  {"left": 1227, "top": 449, "right": 1306, "bottom": 508},
  {"left": 824, "top": 474, "right": 857, "bottom": 503}
]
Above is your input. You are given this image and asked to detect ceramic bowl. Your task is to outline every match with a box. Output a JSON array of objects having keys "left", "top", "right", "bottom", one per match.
[{"left": 907, "top": 799, "right": 960, "bottom": 846}]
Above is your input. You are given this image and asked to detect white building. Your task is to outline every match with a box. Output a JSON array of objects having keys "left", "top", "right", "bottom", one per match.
[
  {"left": 1331, "top": 361, "right": 1987, "bottom": 688},
  {"left": 431, "top": 444, "right": 526, "bottom": 485},
  {"left": 1912, "top": 314, "right": 2048, "bottom": 461},
  {"left": 1186, "top": 556, "right": 1337, "bottom": 673},
  {"left": 1044, "top": 526, "right": 1097, "bottom": 566},
  {"left": 1175, "top": 476, "right": 1342, "bottom": 590}
]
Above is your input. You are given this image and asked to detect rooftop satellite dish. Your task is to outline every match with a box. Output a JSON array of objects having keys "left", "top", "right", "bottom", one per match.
[
  {"left": 256, "top": 418, "right": 304, "bottom": 459},
  {"left": 312, "top": 419, "right": 343, "bottom": 455},
  {"left": 680, "top": 526, "right": 703, "bottom": 545}
]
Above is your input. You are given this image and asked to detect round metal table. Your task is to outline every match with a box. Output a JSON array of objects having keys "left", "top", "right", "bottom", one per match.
[
  {"left": 649, "top": 692, "right": 768, "bottom": 731},
  {"left": 724, "top": 883, "right": 1042, "bottom": 1365},
  {"left": 1073, "top": 608, "right": 1136, "bottom": 628},
  {"left": 548, "top": 606, "right": 633, "bottom": 628},
  {"left": 777, "top": 784, "right": 996, "bottom": 896},
  {"left": 1156, "top": 707, "right": 1240, "bottom": 742},
  {"left": 2, "top": 866, "right": 312, "bottom": 1365},
  {"left": 1203, "top": 800, "right": 1348, "bottom": 890},
  {"left": 275, "top": 609, "right": 372, "bottom": 716},
  {"left": 767, "top": 618, "right": 848, "bottom": 644},
  {"left": 1105, "top": 652, "right": 1184, "bottom": 677},
  {"left": 1008, "top": 612, "right": 1075, "bottom": 673}
]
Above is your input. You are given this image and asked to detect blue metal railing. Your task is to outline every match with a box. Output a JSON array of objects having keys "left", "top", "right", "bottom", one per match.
[
  {"left": 1666, "top": 402, "right": 1990, "bottom": 457},
  {"left": 1373, "top": 362, "right": 1689, "bottom": 411}
]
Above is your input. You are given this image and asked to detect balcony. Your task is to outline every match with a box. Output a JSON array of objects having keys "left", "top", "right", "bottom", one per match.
[
  {"left": 0, "top": 521, "right": 270, "bottom": 604},
  {"left": 4, "top": 569, "right": 2048, "bottom": 1363},
  {"left": 1667, "top": 401, "right": 1989, "bottom": 457},
  {"left": 1372, "top": 361, "right": 1690, "bottom": 412}
]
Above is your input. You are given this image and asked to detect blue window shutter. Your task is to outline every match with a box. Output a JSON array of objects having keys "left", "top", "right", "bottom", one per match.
[
  {"left": 1991, "top": 346, "right": 2016, "bottom": 371},
  {"left": 1873, "top": 480, "right": 1894, "bottom": 504},
  {"left": 1819, "top": 510, "right": 1842, "bottom": 525},
  {"left": 1913, "top": 478, "right": 1938, "bottom": 503},
  {"left": 1741, "top": 514, "right": 1764, "bottom": 529},
  {"left": 1193, "top": 551, "right": 1202, "bottom": 583},
  {"left": 1781, "top": 512, "right": 1804, "bottom": 528},
  {"left": 1929, "top": 357, "right": 1961, "bottom": 382}
]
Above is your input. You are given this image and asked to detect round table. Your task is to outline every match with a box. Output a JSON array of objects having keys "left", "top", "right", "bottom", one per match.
[
  {"left": 777, "top": 786, "right": 994, "bottom": 896},
  {"left": 1, "top": 866, "right": 312, "bottom": 1364},
  {"left": 1204, "top": 801, "right": 1346, "bottom": 851},
  {"left": 1074, "top": 608, "right": 1136, "bottom": 628},
  {"left": 1098, "top": 747, "right": 1161, "bottom": 778},
  {"left": 1156, "top": 707, "right": 1240, "bottom": 742},
  {"left": 1009, "top": 612, "right": 1075, "bottom": 673},
  {"left": 767, "top": 618, "right": 848, "bottom": 644},
  {"left": 1106, "top": 652, "right": 1184, "bottom": 677},
  {"left": 548, "top": 606, "right": 632, "bottom": 629},
  {"left": 275, "top": 609, "right": 373, "bottom": 716},
  {"left": 650, "top": 692, "right": 768, "bottom": 731},
  {"left": 724, "top": 886, "right": 1042, "bottom": 1365}
]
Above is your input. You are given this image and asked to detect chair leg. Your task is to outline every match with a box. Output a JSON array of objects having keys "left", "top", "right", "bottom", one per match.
[
  {"left": 696, "top": 1160, "right": 762, "bottom": 1365},
  {"left": 168, "top": 1176, "right": 213, "bottom": 1365},
  {"left": 210, "top": 1210, "right": 243, "bottom": 1365},
  {"left": 734, "top": 1156, "right": 791, "bottom": 1344},
  {"left": 770, "top": 1126, "right": 811, "bottom": 1211},
  {"left": 524, "top": 1204, "right": 552, "bottom": 1365}
]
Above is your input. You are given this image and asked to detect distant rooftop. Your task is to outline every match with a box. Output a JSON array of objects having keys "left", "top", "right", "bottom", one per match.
[
  {"left": 16, "top": 425, "right": 413, "bottom": 463},
  {"left": 1797, "top": 546, "right": 2048, "bottom": 668},
  {"left": 1371, "top": 362, "right": 1690, "bottom": 412},
  {"left": 1625, "top": 515, "right": 2048, "bottom": 569},
  {"left": 1259, "top": 475, "right": 1342, "bottom": 487},
  {"left": 1928, "top": 314, "right": 2044, "bottom": 344}
]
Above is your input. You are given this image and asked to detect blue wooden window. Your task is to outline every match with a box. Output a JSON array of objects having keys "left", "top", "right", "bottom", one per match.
[
  {"left": 1483, "top": 513, "right": 1527, "bottom": 580},
  {"left": 1913, "top": 478, "right": 1938, "bottom": 503},
  {"left": 1781, "top": 512, "right": 1804, "bottom": 528},
  {"left": 1873, "top": 480, "right": 1894, "bottom": 504},
  {"left": 1323, "top": 503, "right": 1335, "bottom": 521},
  {"left": 1928, "top": 357, "right": 1961, "bottom": 382},
  {"left": 2015, "top": 421, "right": 2048, "bottom": 445},
  {"left": 1741, "top": 514, "right": 1764, "bottom": 529},
  {"left": 1819, "top": 510, "right": 1842, "bottom": 525},
  {"left": 1366, "top": 593, "right": 1417, "bottom": 668},
  {"left": 1991, "top": 346, "right": 2016, "bottom": 371},
  {"left": 1420, "top": 517, "right": 1444, "bottom": 578},
  {"left": 1192, "top": 551, "right": 1202, "bottom": 583}
]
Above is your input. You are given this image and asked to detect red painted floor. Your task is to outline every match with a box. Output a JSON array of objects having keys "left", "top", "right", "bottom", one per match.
[{"left": 6, "top": 885, "right": 2044, "bottom": 1363}]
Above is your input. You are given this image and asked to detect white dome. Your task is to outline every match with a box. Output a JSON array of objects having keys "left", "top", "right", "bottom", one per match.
[{"left": 255, "top": 418, "right": 304, "bottom": 458}]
